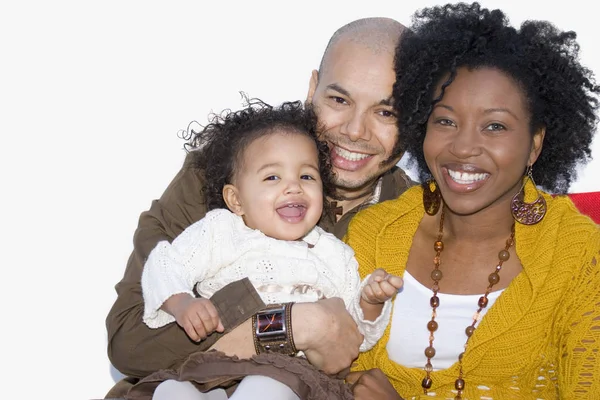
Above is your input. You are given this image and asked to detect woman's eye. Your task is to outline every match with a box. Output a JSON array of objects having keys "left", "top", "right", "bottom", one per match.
[
  {"left": 438, "top": 118, "right": 454, "bottom": 126},
  {"left": 486, "top": 123, "right": 506, "bottom": 131}
]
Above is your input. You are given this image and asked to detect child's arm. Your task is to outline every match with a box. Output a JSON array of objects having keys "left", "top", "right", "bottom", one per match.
[
  {"left": 346, "top": 268, "right": 402, "bottom": 352},
  {"left": 162, "top": 294, "right": 224, "bottom": 342},
  {"left": 315, "top": 232, "right": 402, "bottom": 352},
  {"left": 359, "top": 269, "right": 403, "bottom": 321},
  {"left": 141, "top": 209, "right": 236, "bottom": 330}
]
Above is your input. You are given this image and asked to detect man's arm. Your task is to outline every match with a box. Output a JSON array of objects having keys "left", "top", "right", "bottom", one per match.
[
  {"left": 106, "top": 154, "right": 265, "bottom": 377},
  {"left": 210, "top": 298, "right": 364, "bottom": 375},
  {"left": 107, "top": 154, "right": 364, "bottom": 378}
]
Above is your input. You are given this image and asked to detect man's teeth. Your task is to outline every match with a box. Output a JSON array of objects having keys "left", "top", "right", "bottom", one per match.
[
  {"left": 335, "top": 146, "right": 370, "bottom": 161},
  {"left": 448, "top": 170, "right": 489, "bottom": 184}
]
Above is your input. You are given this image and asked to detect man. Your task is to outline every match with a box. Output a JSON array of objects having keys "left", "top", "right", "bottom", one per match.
[{"left": 105, "top": 17, "right": 413, "bottom": 398}]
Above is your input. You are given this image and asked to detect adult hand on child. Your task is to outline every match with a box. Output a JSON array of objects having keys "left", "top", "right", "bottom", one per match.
[
  {"left": 164, "top": 294, "right": 225, "bottom": 341},
  {"left": 347, "top": 368, "right": 404, "bottom": 400},
  {"left": 361, "top": 268, "right": 403, "bottom": 304},
  {"left": 294, "top": 297, "right": 363, "bottom": 374}
]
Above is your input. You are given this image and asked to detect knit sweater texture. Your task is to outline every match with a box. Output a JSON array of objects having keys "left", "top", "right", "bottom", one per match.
[{"left": 345, "top": 183, "right": 600, "bottom": 399}]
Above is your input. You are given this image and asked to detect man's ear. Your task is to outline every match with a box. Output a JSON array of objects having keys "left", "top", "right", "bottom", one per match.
[
  {"left": 223, "top": 184, "right": 244, "bottom": 215},
  {"left": 305, "top": 69, "right": 319, "bottom": 105},
  {"left": 528, "top": 127, "right": 545, "bottom": 166}
]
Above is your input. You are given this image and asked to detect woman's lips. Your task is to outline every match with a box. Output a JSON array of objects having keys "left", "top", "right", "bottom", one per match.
[{"left": 442, "top": 166, "right": 490, "bottom": 192}]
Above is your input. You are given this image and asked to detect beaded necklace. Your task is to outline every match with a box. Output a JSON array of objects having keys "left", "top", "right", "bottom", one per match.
[{"left": 421, "top": 209, "right": 516, "bottom": 399}]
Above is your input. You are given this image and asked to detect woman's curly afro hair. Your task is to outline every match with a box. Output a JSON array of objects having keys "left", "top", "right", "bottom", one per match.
[
  {"left": 182, "top": 97, "right": 335, "bottom": 211},
  {"left": 392, "top": 2, "right": 600, "bottom": 193}
]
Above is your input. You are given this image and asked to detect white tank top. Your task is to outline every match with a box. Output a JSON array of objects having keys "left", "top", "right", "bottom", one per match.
[{"left": 386, "top": 271, "right": 504, "bottom": 370}]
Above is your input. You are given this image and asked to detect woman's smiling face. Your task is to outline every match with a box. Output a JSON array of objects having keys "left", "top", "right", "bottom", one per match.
[{"left": 424, "top": 67, "right": 544, "bottom": 216}]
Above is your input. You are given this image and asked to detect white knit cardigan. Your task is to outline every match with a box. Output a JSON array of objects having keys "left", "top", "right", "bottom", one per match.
[{"left": 141, "top": 208, "right": 392, "bottom": 351}]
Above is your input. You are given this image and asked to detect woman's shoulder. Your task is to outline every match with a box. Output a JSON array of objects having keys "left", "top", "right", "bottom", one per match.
[
  {"left": 353, "top": 185, "right": 423, "bottom": 226},
  {"left": 544, "top": 193, "right": 600, "bottom": 238},
  {"left": 345, "top": 185, "right": 423, "bottom": 244}
]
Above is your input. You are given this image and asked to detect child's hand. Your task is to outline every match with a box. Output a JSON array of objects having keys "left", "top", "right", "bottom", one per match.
[
  {"left": 167, "top": 295, "right": 225, "bottom": 341},
  {"left": 361, "top": 268, "right": 403, "bottom": 305}
]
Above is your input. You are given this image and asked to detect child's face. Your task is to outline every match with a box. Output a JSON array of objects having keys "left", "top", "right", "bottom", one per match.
[{"left": 225, "top": 130, "right": 324, "bottom": 241}]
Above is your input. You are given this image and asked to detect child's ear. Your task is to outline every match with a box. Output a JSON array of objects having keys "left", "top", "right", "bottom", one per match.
[{"left": 223, "top": 184, "right": 244, "bottom": 215}]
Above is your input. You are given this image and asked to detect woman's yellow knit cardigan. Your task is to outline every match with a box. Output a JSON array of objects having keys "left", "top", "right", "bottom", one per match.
[{"left": 345, "top": 183, "right": 600, "bottom": 399}]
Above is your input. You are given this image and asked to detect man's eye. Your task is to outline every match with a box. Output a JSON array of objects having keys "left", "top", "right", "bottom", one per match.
[
  {"left": 331, "top": 96, "right": 347, "bottom": 104},
  {"left": 379, "top": 110, "right": 396, "bottom": 118}
]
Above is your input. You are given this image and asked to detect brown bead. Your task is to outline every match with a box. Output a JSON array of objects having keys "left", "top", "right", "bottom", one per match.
[
  {"left": 434, "top": 241, "right": 444, "bottom": 252},
  {"left": 465, "top": 326, "right": 475, "bottom": 337},
  {"left": 455, "top": 378, "right": 465, "bottom": 390},
  {"left": 431, "top": 269, "right": 443, "bottom": 281},
  {"left": 430, "top": 295, "right": 440, "bottom": 308},
  {"left": 478, "top": 296, "right": 489, "bottom": 308},
  {"left": 458, "top": 352, "right": 464, "bottom": 361},
  {"left": 433, "top": 256, "right": 441, "bottom": 266},
  {"left": 424, "top": 346, "right": 436, "bottom": 358},
  {"left": 427, "top": 320, "right": 439, "bottom": 332},
  {"left": 488, "top": 272, "right": 500, "bottom": 285},
  {"left": 498, "top": 249, "right": 510, "bottom": 261},
  {"left": 421, "top": 377, "right": 433, "bottom": 389}
]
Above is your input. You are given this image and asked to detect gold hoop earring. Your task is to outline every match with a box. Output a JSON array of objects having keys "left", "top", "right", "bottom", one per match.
[
  {"left": 510, "top": 166, "right": 546, "bottom": 225},
  {"left": 423, "top": 180, "right": 442, "bottom": 216}
]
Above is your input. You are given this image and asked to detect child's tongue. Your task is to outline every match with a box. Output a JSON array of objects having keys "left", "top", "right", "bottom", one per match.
[{"left": 276, "top": 205, "right": 304, "bottom": 217}]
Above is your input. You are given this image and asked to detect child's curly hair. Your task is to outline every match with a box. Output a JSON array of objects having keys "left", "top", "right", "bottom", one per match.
[
  {"left": 182, "top": 97, "right": 335, "bottom": 211},
  {"left": 391, "top": 2, "right": 600, "bottom": 193}
]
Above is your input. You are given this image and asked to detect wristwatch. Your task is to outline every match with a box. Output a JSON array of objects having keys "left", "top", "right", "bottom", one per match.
[{"left": 252, "top": 302, "right": 297, "bottom": 356}]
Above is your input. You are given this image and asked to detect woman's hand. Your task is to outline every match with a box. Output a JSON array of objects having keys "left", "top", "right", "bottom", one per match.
[{"left": 346, "top": 369, "right": 404, "bottom": 400}]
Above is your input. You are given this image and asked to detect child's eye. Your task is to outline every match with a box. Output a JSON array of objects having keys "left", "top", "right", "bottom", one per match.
[
  {"left": 301, "top": 174, "right": 316, "bottom": 180},
  {"left": 264, "top": 175, "right": 279, "bottom": 181}
]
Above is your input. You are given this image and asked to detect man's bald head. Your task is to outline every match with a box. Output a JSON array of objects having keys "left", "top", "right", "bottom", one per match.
[{"left": 318, "top": 17, "right": 407, "bottom": 76}]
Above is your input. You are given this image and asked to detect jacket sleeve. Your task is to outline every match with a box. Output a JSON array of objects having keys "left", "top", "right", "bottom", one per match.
[
  {"left": 347, "top": 273, "right": 393, "bottom": 352},
  {"left": 341, "top": 211, "right": 393, "bottom": 353},
  {"left": 105, "top": 154, "right": 265, "bottom": 378},
  {"left": 557, "top": 227, "right": 600, "bottom": 397},
  {"left": 343, "top": 206, "right": 385, "bottom": 372}
]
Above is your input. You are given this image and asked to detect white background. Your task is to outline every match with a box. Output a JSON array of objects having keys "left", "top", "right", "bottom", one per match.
[{"left": 1, "top": 1, "right": 599, "bottom": 399}]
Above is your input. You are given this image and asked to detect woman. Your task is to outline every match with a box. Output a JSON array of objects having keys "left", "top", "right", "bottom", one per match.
[{"left": 345, "top": 2, "right": 600, "bottom": 399}]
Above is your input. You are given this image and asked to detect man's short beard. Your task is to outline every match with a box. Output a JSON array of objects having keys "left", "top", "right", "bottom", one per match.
[{"left": 330, "top": 173, "right": 380, "bottom": 201}]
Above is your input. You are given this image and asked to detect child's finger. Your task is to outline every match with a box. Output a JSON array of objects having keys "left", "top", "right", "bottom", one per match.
[
  {"left": 182, "top": 318, "right": 200, "bottom": 342},
  {"left": 188, "top": 313, "right": 208, "bottom": 341},
  {"left": 378, "top": 280, "right": 402, "bottom": 298},
  {"left": 385, "top": 275, "right": 404, "bottom": 290},
  {"left": 361, "top": 284, "right": 375, "bottom": 301},
  {"left": 370, "top": 269, "right": 387, "bottom": 282},
  {"left": 204, "top": 301, "right": 222, "bottom": 332}
]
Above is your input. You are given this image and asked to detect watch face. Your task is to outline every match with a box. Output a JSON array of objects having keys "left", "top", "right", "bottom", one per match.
[{"left": 257, "top": 311, "right": 284, "bottom": 335}]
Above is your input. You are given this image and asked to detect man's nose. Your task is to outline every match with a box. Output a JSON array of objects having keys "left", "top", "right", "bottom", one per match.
[{"left": 342, "top": 111, "right": 370, "bottom": 142}]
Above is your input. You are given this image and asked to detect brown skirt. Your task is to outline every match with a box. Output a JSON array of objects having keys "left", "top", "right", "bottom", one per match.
[{"left": 125, "top": 350, "right": 354, "bottom": 400}]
